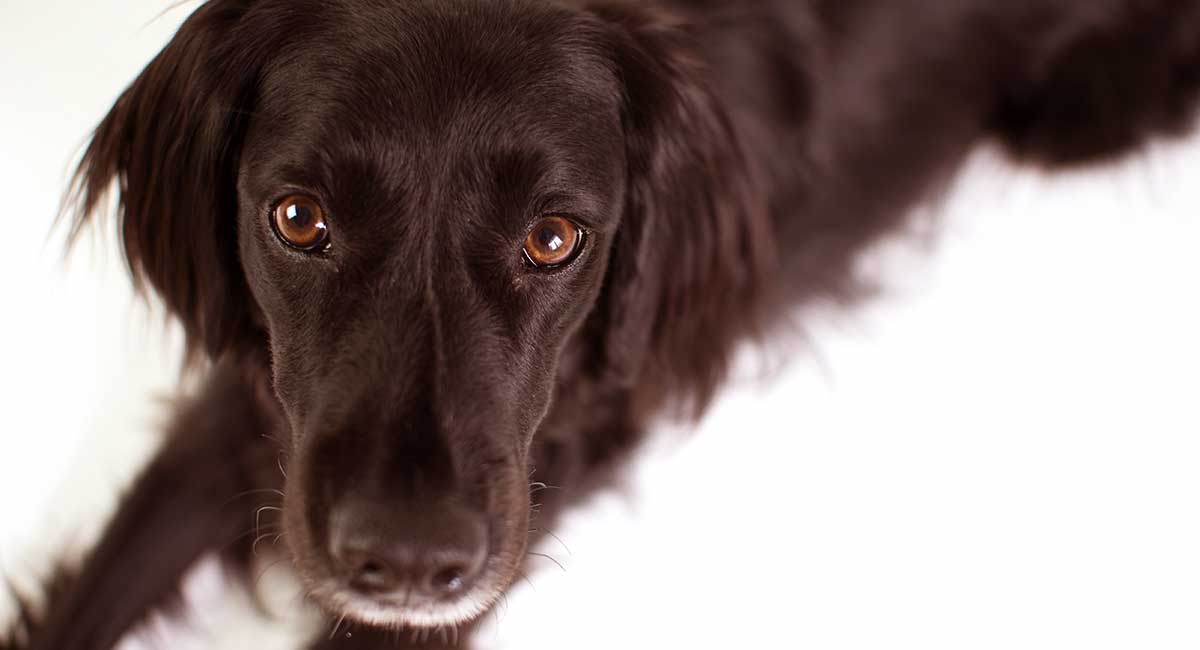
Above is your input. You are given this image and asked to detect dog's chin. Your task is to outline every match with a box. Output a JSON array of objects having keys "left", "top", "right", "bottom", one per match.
[
  {"left": 301, "top": 557, "right": 515, "bottom": 631},
  {"left": 321, "top": 587, "right": 497, "bottom": 630}
]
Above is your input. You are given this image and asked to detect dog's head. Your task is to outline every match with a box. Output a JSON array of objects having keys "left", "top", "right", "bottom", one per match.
[{"left": 70, "top": 0, "right": 770, "bottom": 629}]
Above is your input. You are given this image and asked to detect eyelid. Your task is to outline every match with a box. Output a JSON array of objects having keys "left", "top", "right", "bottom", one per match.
[
  {"left": 268, "top": 188, "right": 326, "bottom": 213},
  {"left": 527, "top": 194, "right": 604, "bottom": 232}
]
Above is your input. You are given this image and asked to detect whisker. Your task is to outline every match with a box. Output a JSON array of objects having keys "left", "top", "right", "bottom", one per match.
[
  {"left": 255, "top": 504, "right": 283, "bottom": 540},
  {"left": 261, "top": 431, "right": 288, "bottom": 447},
  {"left": 528, "top": 482, "right": 561, "bottom": 494},
  {"left": 222, "top": 522, "right": 282, "bottom": 557},
  {"left": 231, "top": 523, "right": 281, "bottom": 541},
  {"left": 516, "top": 569, "right": 537, "bottom": 592},
  {"left": 528, "top": 502, "right": 544, "bottom": 526},
  {"left": 252, "top": 529, "right": 286, "bottom": 556},
  {"left": 329, "top": 613, "right": 347, "bottom": 640},
  {"left": 530, "top": 528, "right": 572, "bottom": 557},
  {"left": 527, "top": 552, "right": 567, "bottom": 572}
]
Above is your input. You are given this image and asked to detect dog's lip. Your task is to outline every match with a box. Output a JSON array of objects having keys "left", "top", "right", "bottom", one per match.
[
  {"left": 335, "top": 580, "right": 471, "bottom": 608},
  {"left": 316, "top": 544, "right": 515, "bottom": 629},
  {"left": 353, "top": 592, "right": 452, "bottom": 610},
  {"left": 328, "top": 584, "right": 500, "bottom": 629}
]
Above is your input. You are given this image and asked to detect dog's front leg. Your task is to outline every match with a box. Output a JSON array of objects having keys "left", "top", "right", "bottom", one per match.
[{"left": 8, "top": 360, "right": 284, "bottom": 650}]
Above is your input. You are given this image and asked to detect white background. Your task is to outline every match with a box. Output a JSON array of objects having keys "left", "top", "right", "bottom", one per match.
[{"left": 1, "top": 2, "right": 1198, "bottom": 649}]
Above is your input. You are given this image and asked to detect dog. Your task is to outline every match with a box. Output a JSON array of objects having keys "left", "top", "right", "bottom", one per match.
[{"left": 3, "top": 0, "right": 1198, "bottom": 648}]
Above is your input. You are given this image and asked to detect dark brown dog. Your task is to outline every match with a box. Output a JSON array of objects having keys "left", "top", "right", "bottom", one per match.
[{"left": 5, "top": 0, "right": 1198, "bottom": 648}]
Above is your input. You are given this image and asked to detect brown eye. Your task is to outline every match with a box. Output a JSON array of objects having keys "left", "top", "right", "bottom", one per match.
[
  {"left": 272, "top": 195, "right": 329, "bottom": 251},
  {"left": 523, "top": 216, "right": 583, "bottom": 268}
]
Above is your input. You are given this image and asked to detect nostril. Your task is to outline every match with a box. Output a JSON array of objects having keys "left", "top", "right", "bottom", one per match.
[
  {"left": 330, "top": 500, "right": 489, "bottom": 601},
  {"left": 431, "top": 565, "right": 467, "bottom": 594},
  {"left": 342, "top": 552, "right": 398, "bottom": 594}
]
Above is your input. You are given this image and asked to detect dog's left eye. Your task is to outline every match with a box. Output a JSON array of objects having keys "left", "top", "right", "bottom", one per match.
[{"left": 522, "top": 216, "right": 584, "bottom": 268}]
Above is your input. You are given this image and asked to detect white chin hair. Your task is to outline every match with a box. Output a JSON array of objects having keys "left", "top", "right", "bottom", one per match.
[{"left": 330, "top": 590, "right": 492, "bottom": 630}]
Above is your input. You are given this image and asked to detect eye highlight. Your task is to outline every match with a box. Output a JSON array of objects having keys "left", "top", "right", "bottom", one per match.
[
  {"left": 522, "top": 216, "right": 583, "bottom": 269},
  {"left": 272, "top": 195, "right": 330, "bottom": 251}
]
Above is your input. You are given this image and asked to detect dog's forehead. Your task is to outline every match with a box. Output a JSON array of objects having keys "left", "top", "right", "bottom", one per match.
[
  {"left": 254, "top": 0, "right": 620, "bottom": 139},
  {"left": 243, "top": 0, "right": 625, "bottom": 203}
]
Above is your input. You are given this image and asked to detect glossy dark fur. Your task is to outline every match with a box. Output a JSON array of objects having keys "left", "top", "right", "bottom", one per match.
[{"left": 5, "top": 0, "right": 1199, "bottom": 648}]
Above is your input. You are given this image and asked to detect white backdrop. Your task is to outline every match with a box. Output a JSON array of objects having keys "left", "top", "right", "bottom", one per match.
[{"left": 1, "top": 2, "right": 1198, "bottom": 649}]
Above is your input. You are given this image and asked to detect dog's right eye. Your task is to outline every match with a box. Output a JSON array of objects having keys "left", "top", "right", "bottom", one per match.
[{"left": 272, "top": 195, "right": 330, "bottom": 251}]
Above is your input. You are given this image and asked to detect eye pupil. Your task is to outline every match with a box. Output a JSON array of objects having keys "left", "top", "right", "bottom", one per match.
[
  {"left": 538, "top": 228, "right": 565, "bottom": 251},
  {"left": 286, "top": 203, "right": 314, "bottom": 228}
]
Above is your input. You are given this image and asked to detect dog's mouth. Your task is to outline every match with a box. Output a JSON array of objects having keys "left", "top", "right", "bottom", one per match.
[{"left": 315, "top": 565, "right": 507, "bottom": 630}]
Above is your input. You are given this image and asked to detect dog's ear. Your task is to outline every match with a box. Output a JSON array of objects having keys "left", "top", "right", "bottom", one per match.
[
  {"left": 586, "top": 4, "right": 775, "bottom": 411},
  {"left": 67, "top": 1, "right": 263, "bottom": 363}
]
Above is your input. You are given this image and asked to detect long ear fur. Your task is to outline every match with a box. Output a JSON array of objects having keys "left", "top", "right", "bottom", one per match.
[
  {"left": 66, "top": 0, "right": 262, "bottom": 363},
  {"left": 587, "top": 3, "right": 777, "bottom": 413}
]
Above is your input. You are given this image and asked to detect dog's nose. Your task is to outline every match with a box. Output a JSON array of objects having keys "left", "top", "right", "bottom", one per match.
[{"left": 330, "top": 500, "right": 488, "bottom": 601}]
